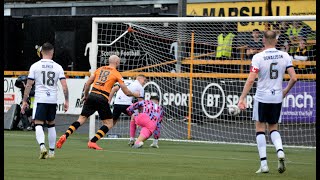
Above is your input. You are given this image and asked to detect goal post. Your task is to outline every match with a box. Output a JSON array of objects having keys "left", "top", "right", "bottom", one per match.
[{"left": 89, "top": 16, "right": 316, "bottom": 148}]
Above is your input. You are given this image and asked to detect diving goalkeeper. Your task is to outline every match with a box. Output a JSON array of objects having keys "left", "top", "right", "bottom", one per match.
[{"left": 126, "top": 95, "right": 164, "bottom": 148}]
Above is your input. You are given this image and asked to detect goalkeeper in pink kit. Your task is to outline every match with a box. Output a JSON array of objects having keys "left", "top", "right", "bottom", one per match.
[{"left": 126, "top": 95, "right": 164, "bottom": 148}]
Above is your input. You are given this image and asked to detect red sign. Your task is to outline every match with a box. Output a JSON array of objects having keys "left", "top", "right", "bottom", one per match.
[{"left": 4, "top": 94, "right": 15, "bottom": 105}]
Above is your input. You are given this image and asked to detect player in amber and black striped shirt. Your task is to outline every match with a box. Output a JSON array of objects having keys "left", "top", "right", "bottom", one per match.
[{"left": 56, "top": 55, "right": 140, "bottom": 150}]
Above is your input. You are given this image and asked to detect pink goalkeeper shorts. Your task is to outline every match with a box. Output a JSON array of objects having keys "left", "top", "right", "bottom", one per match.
[{"left": 134, "top": 113, "right": 156, "bottom": 133}]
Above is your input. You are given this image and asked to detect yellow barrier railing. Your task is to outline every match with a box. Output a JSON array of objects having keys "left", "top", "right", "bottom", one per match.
[{"left": 4, "top": 59, "right": 316, "bottom": 80}]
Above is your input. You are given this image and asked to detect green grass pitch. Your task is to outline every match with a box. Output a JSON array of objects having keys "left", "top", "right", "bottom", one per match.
[{"left": 4, "top": 131, "right": 315, "bottom": 180}]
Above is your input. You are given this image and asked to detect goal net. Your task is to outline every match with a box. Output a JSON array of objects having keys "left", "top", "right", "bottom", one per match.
[{"left": 89, "top": 16, "right": 316, "bottom": 148}]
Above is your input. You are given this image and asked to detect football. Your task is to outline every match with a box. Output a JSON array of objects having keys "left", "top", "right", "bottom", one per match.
[{"left": 228, "top": 105, "right": 240, "bottom": 116}]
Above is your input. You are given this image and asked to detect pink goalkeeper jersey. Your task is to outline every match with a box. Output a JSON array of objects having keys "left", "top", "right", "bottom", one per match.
[{"left": 126, "top": 100, "right": 164, "bottom": 123}]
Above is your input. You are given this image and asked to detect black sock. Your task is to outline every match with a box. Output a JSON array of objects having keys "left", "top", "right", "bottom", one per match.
[
  {"left": 65, "top": 121, "right": 81, "bottom": 138},
  {"left": 91, "top": 125, "right": 109, "bottom": 143}
]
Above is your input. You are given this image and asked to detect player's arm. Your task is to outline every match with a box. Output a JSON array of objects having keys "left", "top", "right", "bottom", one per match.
[
  {"left": 119, "top": 83, "right": 140, "bottom": 98},
  {"left": 114, "top": 72, "right": 140, "bottom": 97},
  {"left": 153, "top": 122, "right": 161, "bottom": 139},
  {"left": 60, "top": 79, "right": 69, "bottom": 112},
  {"left": 153, "top": 110, "right": 164, "bottom": 140},
  {"left": 82, "top": 73, "right": 95, "bottom": 102},
  {"left": 137, "top": 88, "right": 145, "bottom": 102},
  {"left": 22, "top": 79, "right": 34, "bottom": 103},
  {"left": 238, "top": 68, "right": 258, "bottom": 110},
  {"left": 151, "top": 112, "right": 163, "bottom": 148},
  {"left": 108, "top": 85, "right": 120, "bottom": 103},
  {"left": 154, "top": 109, "right": 164, "bottom": 138},
  {"left": 21, "top": 64, "right": 36, "bottom": 114},
  {"left": 283, "top": 67, "right": 297, "bottom": 97},
  {"left": 57, "top": 66, "right": 69, "bottom": 112},
  {"left": 126, "top": 101, "right": 144, "bottom": 116}
]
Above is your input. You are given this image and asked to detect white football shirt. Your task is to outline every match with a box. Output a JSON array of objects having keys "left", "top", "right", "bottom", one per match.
[
  {"left": 28, "top": 59, "right": 66, "bottom": 104},
  {"left": 251, "top": 48, "right": 293, "bottom": 103},
  {"left": 114, "top": 80, "right": 144, "bottom": 105}
]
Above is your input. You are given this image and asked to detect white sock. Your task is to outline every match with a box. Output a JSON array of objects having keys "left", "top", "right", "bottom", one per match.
[
  {"left": 35, "top": 125, "right": 45, "bottom": 149},
  {"left": 256, "top": 132, "right": 267, "bottom": 167},
  {"left": 49, "top": 150, "right": 55, "bottom": 155},
  {"left": 48, "top": 126, "right": 56, "bottom": 151},
  {"left": 270, "top": 130, "right": 284, "bottom": 158},
  {"left": 130, "top": 137, "right": 135, "bottom": 141}
]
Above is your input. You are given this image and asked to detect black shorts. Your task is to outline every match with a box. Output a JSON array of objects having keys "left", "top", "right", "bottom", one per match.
[
  {"left": 81, "top": 93, "right": 112, "bottom": 120},
  {"left": 32, "top": 103, "right": 57, "bottom": 121},
  {"left": 253, "top": 101, "right": 282, "bottom": 124},
  {"left": 112, "top": 104, "right": 130, "bottom": 120}
]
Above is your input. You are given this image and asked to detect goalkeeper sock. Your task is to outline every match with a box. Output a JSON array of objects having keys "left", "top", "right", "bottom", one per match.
[
  {"left": 130, "top": 120, "right": 136, "bottom": 138},
  {"left": 256, "top": 132, "right": 267, "bottom": 167},
  {"left": 47, "top": 124, "right": 56, "bottom": 151},
  {"left": 35, "top": 124, "right": 45, "bottom": 149},
  {"left": 65, "top": 121, "right": 81, "bottom": 138},
  {"left": 91, "top": 125, "right": 109, "bottom": 143},
  {"left": 270, "top": 130, "right": 284, "bottom": 158}
]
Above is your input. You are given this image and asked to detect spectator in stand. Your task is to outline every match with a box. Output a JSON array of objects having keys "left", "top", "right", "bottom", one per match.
[
  {"left": 280, "top": 21, "right": 291, "bottom": 36},
  {"left": 293, "top": 39, "right": 316, "bottom": 74},
  {"left": 13, "top": 75, "right": 35, "bottom": 131},
  {"left": 246, "top": 29, "right": 263, "bottom": 60},
  {"left": 215, "top": 23, "right": 236, "bottom": 60},
  {"left": 294, "top": 39, "right": 310, "bottom": 61},
  {"left": 287, "top": 21, "right": 313, "bottom": 55},
  {"left": 273, "top": 24, "right": 291, "bottom": 53}
]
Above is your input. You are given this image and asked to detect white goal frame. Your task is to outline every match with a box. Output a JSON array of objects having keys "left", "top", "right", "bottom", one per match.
[{"left": 89, "top": 15, "right": 316, "bottom": 148}]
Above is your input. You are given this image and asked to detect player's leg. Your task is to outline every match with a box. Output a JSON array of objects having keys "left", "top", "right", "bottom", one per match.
[
  {"left": 132, "top": 127, "right": 152, "bottom": 148},
  {"left": 112, "top": 104, "right": 121, "bottom": 126},
  {"left": 56, "top": 94, "right": 96, "bottom": 149},
  {"left": 24, "top": 106, "right": 33, "bottom": 130},
  {"left": 32, "top": 102, "right": 48, "bottom": 159},
  {"left": 88, "top": 95, "right": 113, "bottom": 150},
  {"left": 128, "top": 115, "right": 136, "bottom": 146},
  {"left": 132, "top": 114, "right": 156, "bottom": 148},
  {"left": 88, "top": 119, "right": 112, "bottom": 150},
  {"left": 253, "top": 101, "right": 269, "bottom": 173},
  {"left": 20, "top": 108, "right": 31, "bottom": 130},
  {"left": 268, "top": 103, "right": 286, "bottom": 174},
  {"left": 29, "top": 97, "right": 35, "bottom": 130},
  {"left": 46, "top": 104, "right": 58, "bottom": 158},
  {"left": 112, "top": 104, "right": 129, "bottom": 126}
]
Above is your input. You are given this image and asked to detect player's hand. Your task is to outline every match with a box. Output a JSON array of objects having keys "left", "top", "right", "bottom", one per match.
[
  {"left": 64, "top": 100, "right": 69, "bottom": 112},
  {"left": 20, "top": 101, "right": 29, "bottom": 114},
  {"left": 238, "top": 99, "right": 247, "bottom": 111},
  {"left": 81, "top": 96, "right": 87, "bottom": 104}
]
